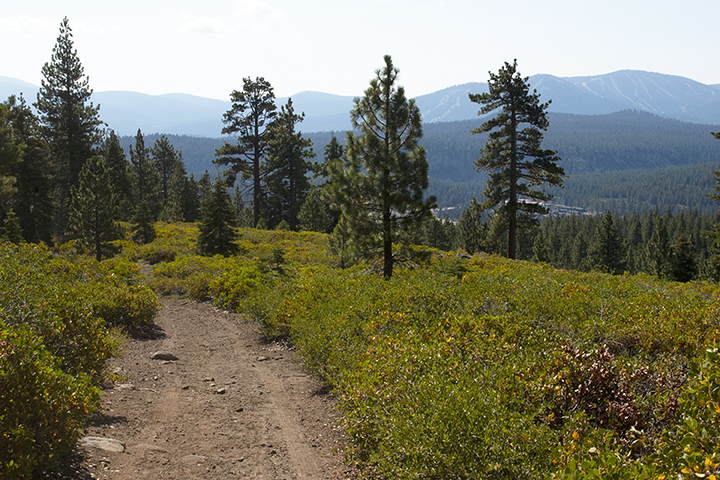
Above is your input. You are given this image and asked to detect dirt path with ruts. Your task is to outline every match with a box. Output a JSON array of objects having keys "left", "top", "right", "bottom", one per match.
[{"left": 61, "top": 298, "right": 352, "bottom": 480}]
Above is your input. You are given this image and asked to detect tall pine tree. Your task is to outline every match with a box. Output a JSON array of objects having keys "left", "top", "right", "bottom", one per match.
[
  {"left": 151, "top": 136, "right": 180, "bottom": 203},
  {"left": 214, "top": 77, "right": 277, "bottom": 227},
  {"left": 469, "top": 60, "right": 564, "bottom": 260},
  {"left": 160, "top": 159, "right": 188, "bottom": 223},
  {"left": 6, "top": 96, "right": 53, "bottom": 244},
  {"left": 103, "top": 130, "right": 133, "bottom": 220},
  {"left": 0, "top": 99, "right": 22, "bottom": 212},
  {"left": 128, "top": 129, "right": 160, "bottom": 215},
  {"left": 35, "top": 17, "right": 103, "bottom": 236}
]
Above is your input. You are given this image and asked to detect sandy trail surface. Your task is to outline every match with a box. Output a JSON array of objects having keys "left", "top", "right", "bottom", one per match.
[{"left": 56, "top": 298, "right": 352, "bottom": 480}]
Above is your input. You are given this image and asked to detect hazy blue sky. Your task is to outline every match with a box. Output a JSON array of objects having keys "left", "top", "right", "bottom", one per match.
[{"left": 2, "top": 0, "right": 718, "bottom": 99}]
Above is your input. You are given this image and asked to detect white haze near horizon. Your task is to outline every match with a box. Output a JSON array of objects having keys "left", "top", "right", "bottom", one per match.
[{"left": 1, "top": 0, "right": 719, "bottom": 100}]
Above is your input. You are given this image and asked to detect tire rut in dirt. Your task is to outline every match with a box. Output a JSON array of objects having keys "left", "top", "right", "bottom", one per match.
[{"left": 75, "top": 298, "right": 350, "bottom": 480}]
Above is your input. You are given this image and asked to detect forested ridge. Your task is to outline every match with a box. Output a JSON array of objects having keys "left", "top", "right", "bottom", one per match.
[{"left": 119, "top": 109, "right": 720, "bottom": 216}]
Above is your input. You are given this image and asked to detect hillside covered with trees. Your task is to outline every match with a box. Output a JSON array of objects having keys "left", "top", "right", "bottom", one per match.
[{"left": 116, "top": 109, "right": 720, "bottom": 217}]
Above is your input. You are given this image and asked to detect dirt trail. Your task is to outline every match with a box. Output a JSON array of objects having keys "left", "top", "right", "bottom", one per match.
[{"left": 71, "top": 298, "right": 352, "bottom": 479}]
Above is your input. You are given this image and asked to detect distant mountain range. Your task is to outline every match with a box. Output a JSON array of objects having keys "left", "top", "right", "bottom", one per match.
[{"left": 2, "top": 70, "right": 720, "bottom": 137}]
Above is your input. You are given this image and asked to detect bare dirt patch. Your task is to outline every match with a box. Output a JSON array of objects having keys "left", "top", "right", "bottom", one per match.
[{"left": 57, "top": 298, "right": 353, "bottom": 479}]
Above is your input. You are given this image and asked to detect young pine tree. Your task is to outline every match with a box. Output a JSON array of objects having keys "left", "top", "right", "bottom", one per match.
[
  {"left": 587, "top": 211, "right": 626, "bottom": 274},
  {"left": 69, "top": 155, "right": 118, "bottom": 261},
  {"left": 669, "top": 231, "right": 698, "bottom": 282},
  {"left": 458, "top": 198, "right": 486, "bottom": 255},
  {"left": 298, "top": 187, "right": 332, "bottom": 233},
  {"left": 197, "top": 178, "right": 239, "bottom": 257},
  {"left": 131, "top": 200, "right": 156, "bottom": 245},
  {"left": 327, "top": 55, "right": 436, "bottom": 279}
]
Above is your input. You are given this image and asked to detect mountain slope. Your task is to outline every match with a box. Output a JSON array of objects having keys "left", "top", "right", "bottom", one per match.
[
  {"left": 3, "top": 70, "right": 720, "bottom": 136},
  {"left": 558, "top": 70, "right": 720, "bottom": 123}
]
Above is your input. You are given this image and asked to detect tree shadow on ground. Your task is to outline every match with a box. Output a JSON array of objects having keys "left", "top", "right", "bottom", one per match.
[
  {"left": 34, "top": 450, "right": 94, "bottom": 480},
  {"left": 126, "top": 322, "right": 166, "bottom": 341},
  {"left": 87, "top": 411, "right": 129, "bottom": 429}
]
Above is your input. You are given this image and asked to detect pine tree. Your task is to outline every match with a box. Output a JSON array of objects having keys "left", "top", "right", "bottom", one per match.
[
  {"left": 69, "top": 155, "right": 117, "bottom": 261},
  {"left": 315, "top": 135, "right": 344, "bottom": 183},
  {"left": 2, "top": 209, "right": 23, "bottom": 244},
  {"left": 103, "top": 130, "right": 133, "bottom": 220},
  {"left": 458, "top": 198, "right": 485, "bottom": 255},
  {"left": 670, "top": 230, "right": 698, "bottom": 282},
  {"left": 422, "top": 215, "right": 451, "bottom": 251},
  {"left": 644, "top": 217, "right": 671, "bottom": 278},
  {"left": 231, "top": 185, "right": 253, "bottom": 227},
  {"left": 131, "top": 200, "right": 156, "bottom": 245},
  {"left": 327, "top": 55, "right": 436, "bottom": 279},
  {"left": 469, "top": 60, "right": 564, "bottom": 260},
  {"left": 151, "top": 136, "right": 180, "bottom": 203},
  {"left": 313, "top": 136, "right": 344, "bottom": 232},
  {"left": 263, "top": 98, "right": 314, "bottom": 230},
  {"left": 298, "top": 187, "right": 332, "bottom": 233},
  {"left": 6, "top": 95, "right": 53, "bottom": 244},
  {"left": 159, "top": 160, "right": 187, "bottom": 223},
  {"left": 183, "top": 174, "right": 201, "bottom": 223},
  {"left": 214, "top": 77, "right": 277, "bottom": 227},
  {"left": 328, "top": 214, "right": 355, "bottom": 269},
  {"left": 706, "top": 131, "right": 720, "bottom": 280},
  {"left": 35, "top": 17, "right": 103, "bottom": 236},
  {"left": 197, "top": 171, "right": 212, "bottom": 207},
  {"left": 0, "top": 99, "right": 21, "bottom": 210},
  {"left": 570, "top": 231, "right": 589, "bottom": 271},
  {"left": 532, "top": 230, "right": 549, "bottom": 263},
  {"left": 128, "top": 129, "right": 160, "bottom": 216},
  {"left": 197, "top": 178, "right": 239, "bottom": 256},
  {"left": 588, "top": 211, "right": 626, "bottom": 274}
]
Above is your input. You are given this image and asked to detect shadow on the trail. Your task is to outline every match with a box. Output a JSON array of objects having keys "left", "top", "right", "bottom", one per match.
[
  {"left": 34, "top": 450, "right": 94, "bottom": 480},
  {"left": 87, "top": 411, "right": 129, "bottom": 429},
  {"left": 126, "top": 322, "right": 166, "bottom": 341},
  {"left": 312, "top": 383, "right": 334, "bottom": 396}
]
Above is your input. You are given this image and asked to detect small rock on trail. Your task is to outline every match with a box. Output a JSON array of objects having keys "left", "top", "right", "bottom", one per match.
[{"left": 149, "top": 351, "right": 179, "bottom": 361}]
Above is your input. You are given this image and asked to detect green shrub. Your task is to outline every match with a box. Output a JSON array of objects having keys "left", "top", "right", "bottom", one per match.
[
  {"left": 91, "top": 284, "right": 159, "bottom": 329},
  {"left": 209, "top": 265, "right": 263, "bottom": 310},
  {"left": 150, "top": 254, "right": 250, "bottom": 300},
  {"left": 0, "top": 242, "right": 159, "bottom": 475},
  {"left": 235, "top": 252, "right": 720, "bottom": 478},
  {"left": 0, "top": 322, "right": 99, "bottom": 479}
]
